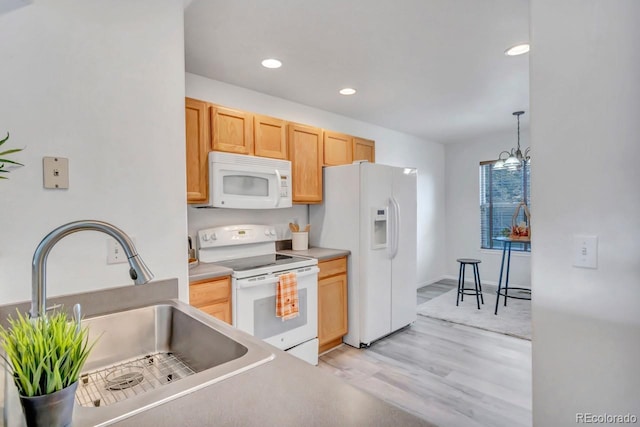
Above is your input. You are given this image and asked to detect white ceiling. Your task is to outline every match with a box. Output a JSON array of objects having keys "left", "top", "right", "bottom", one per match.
[{"left": 184, "top": 0, "right": 529, "bottom": 144}]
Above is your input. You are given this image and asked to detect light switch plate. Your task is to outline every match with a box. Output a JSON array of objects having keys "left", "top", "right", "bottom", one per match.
[
  {"left": 43, "top": 157, "right": 69, "bottom": 189},
  {"left": 573, "top": 235, "right": 598, "bottom": 269}
]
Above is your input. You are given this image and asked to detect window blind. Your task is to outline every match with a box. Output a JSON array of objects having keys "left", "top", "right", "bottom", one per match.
[{"left": 479, "top": 162, "right": 530, "bottom": 251}]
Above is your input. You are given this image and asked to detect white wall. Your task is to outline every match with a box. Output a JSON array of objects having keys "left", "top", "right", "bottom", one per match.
[
  {"left": 0, "top": 0, "right": 189, "bottom": 303},
  {"left": 186, "top": 73, "right": 446, "bottom": 287},
  {"left": 445, "top": 130, "right": 531, "bottom": 286},
  {"left": 530, "top": 1, "right": 640, "bottom": 425}
]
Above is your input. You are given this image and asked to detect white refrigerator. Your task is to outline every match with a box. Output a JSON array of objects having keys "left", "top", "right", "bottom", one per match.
[{"left": 309, "top": 161, "right": 417, "bottom": 347}]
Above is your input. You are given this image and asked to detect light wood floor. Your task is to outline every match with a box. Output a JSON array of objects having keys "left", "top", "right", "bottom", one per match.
[{"left": 318, "top": 281, "right": 532, "bottom": 427}]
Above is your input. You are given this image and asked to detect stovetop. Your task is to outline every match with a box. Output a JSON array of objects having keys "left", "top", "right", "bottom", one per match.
[{"left": 196, "top": 225, "right": 318, "bottom": 279}]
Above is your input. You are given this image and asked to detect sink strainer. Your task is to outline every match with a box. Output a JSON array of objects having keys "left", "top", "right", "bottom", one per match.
[
  {"left": 105, "top": 366, "right": 145, "bottom": 390},
  {"left": 76, "top": 352, "right": 195, "bottom": 408}
]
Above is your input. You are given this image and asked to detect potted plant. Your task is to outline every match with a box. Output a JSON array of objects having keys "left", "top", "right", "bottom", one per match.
[
  {"left": 0, "top": 132, "right": 24, "bottom": 179},
  {"left": 0, "top": 309, "right": 95, "bottom": 427}
]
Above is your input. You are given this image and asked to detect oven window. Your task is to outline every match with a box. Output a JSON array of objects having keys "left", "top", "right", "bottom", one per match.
[
  {"left": 253, "top": 289, "right": 308, "bottom": 339},
  {"left": 223, "top": 175, "right": 269, "bottom": 197}
]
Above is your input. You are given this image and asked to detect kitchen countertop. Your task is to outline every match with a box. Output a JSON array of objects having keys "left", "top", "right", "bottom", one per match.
[
  {"left": 115, "top": 346, "right": 432, "bottom": 427},
  {"left": 188, "top": 262, "right": 233, "bottom": 282},
  {"left": 0, "top": 281, "right": 432, "bottom": 427},
  {"left": 278, "top": 247, "right": 350, "bottom": 261},
  {"left": 188, "top": 247, "right": 349, "bottom": 282}
]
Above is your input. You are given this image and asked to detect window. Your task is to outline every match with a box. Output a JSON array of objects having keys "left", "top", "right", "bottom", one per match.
[{"left": 479, "top": 162, "right": 530, "bottom": 252}]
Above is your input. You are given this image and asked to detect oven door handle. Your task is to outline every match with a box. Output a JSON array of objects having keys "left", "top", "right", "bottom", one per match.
[{"left": 237, "top": 266, "right": 319, "bottom": 289}]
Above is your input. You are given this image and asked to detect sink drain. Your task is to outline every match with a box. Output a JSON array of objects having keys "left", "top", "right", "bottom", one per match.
[{"left": 105, "top": 366, "right": 145, "bottom": 390}]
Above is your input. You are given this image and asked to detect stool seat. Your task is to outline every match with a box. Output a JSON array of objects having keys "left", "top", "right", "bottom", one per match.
[
  {"left": 457, "top": 258, "right": 481, "bottom": 264},
  {"left": 456, "top": 258, "right": 484, "bottom": 309}
]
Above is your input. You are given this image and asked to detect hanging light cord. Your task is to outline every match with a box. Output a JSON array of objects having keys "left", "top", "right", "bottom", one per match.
[{"left": 516, "top": 112, "right": 521, "bottom": 152}]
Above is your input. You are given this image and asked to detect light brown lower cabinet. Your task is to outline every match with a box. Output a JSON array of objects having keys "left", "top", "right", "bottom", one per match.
[
  {"left": 318, "top": 256, "right": 348, "bottom": 353},
  {"left": 189, "top": 276, "right": 232, "bottom": 324}
]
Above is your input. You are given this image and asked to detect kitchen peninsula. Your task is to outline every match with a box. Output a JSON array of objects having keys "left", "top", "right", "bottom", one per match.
[{"left": 0, "top": 280, "right": 431, "bottom": 427}]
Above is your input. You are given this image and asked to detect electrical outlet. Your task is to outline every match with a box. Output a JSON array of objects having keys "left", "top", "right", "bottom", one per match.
[{"left": 107, "top": 237, "right": 135, "bottom": 264}]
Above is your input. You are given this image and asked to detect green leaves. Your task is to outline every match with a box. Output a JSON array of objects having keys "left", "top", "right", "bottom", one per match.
[
  {"left": 0, "top": 132, "right": 24, "bottom": 179},
  {"left": 0, "top": 310, "right": 96, "bottom": 397}
]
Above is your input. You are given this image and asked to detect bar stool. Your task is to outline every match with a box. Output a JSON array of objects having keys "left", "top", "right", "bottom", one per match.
[{"left": 456, "top": 258, "right": 484, "bottom": 309}]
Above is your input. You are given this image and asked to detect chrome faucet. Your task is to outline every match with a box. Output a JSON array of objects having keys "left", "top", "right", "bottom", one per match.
[{"left": 30, "top": 220, "right": 154, "bottom": 319}]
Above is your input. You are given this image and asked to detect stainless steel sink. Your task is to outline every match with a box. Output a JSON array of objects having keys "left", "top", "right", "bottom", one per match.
[
  {"left": 80, "top": 303, "right": 249, "bottom": 380},
  {"left": 75, "top": 301, "right": 274, "bottom": 425},
  {"left": 3, "top": 300, "right": 274, "bottom": 427}
]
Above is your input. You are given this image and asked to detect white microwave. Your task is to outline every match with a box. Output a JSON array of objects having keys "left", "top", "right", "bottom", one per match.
[{"left": 204, "top": 151, "right": 292, "bottom": 209}]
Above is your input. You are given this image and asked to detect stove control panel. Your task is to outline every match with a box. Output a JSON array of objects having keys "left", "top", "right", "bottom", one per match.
[{"left": 198, "top": 224, "right": 277, "bottom": 249}]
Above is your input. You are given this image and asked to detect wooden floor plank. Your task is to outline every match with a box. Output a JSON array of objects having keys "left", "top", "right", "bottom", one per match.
[{"left": 318, "top": 282, "right": 532, "bottom": 427}]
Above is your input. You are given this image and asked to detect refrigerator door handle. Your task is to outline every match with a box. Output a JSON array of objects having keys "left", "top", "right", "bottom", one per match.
[
  {"left": 387, "top": 198, "right": 395, "bottom": 259},
  {"left": 390, "top": 196, "right": 400, "bottom": 259}
]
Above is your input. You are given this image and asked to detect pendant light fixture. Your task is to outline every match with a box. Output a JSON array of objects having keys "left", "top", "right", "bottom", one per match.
[{"left": 494, "top": 111, "right": 530, "bottom": 170}]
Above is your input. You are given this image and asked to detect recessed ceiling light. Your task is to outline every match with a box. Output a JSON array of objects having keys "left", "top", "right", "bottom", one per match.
[
  {"left": 261, "top": 58, "right": 282, "bottom": 69},
  {"left": 505, "top": 43, "right": 530, "bottom": 56},
  {"left": 339, "top": 88, "right": 356, "bottom": 95}
]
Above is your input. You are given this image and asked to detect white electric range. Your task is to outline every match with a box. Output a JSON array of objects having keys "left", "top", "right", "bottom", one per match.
[{"left": 197, "top": 224, "right": 319, "bottom": 365}]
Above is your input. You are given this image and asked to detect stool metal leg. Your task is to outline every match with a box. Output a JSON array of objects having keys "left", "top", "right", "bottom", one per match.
[
  {"left": 461, "top": 263, "right": 466, "bottom": 302},
  {"left": 474, "top": 264, "right": 484, "bottom": 304},
  {"left": 456, "top": 262, "right": 462, "bottom": 306},
  {"left": 473, "top": 264, "right": 484, "bottom": 304},
  {"left": 473, "top": 265, "right": 481, "bottom": 309}
]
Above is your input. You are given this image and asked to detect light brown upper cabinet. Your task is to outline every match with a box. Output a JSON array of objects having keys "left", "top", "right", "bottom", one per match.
[
  {"left": 323, "top": 131, "right": 353, "bottom": 166},
  {"left": 185, "top": 98, "right": 209, "bottom": 204},
  {"left": 353, "top": 137, "right": 375, "bottom": 163},
  {"left": 288, "top": 123, "right": 323, "bottom": 204},
  {"left": 211, "top": 105, "right": 254, "bottom": 155},
  {"left": 254, "top": 114, "right": 287, "bottom": 160}
]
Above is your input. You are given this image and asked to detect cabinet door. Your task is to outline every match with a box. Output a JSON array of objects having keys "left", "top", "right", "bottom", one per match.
[
  {"left": 352, "top": 137, "right": 375, "bottom": 163},
  {"left": 288, "top": 123, "right": 323, "bottom": 203},
  {"left": 185, "top": 98, "right": 209, "bottom": 204},
  {"left": 211, "top": 105, "right": 254, "bottom": 155},
  {"left": 318, "top": 273, "right": 348, "bottom": 352},
  {"left": 254, "top": 114, "right": 287, "bottom": 159},
  {"left": 323, "top": 131, "right": 353, "bottom": 166}
]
